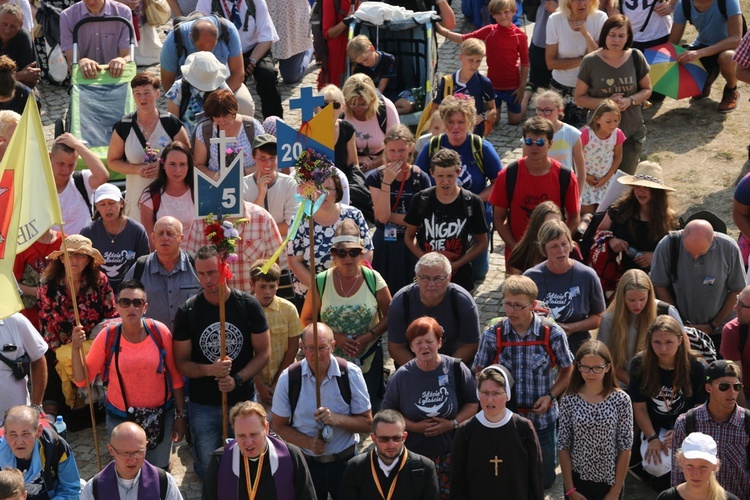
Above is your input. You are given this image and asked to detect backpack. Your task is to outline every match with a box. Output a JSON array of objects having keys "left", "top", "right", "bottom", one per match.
[
  {"left": 115, "top": 111, "right": 183, "bottom": 150},
  {"left": 681, "top": 0, "right": 747, "bottom": 35},
  {"left": 92, "top": 467, "right": 167, "bottom": 500},
  {"left": 415, "top": 74, "right": 454, "bottom": 137},
  {"left": 101, "top": 319, "right": 170, "bottom": 388},
  {"left": 193, "top": 115, "right": 257, "bottom": 157},
  {"left": 39, "top": 428, "right": 69, "bottom": 495},
  {"left": 287, "top": 357, "right": 351, "bottom": 426},
  {"left": 72, "top": 171, "right": 93, "bottom": 215},
  {"left": 428, "top": 133, "right": 484, "bottom": 176},
  {"left": 504, "top": 159, "right": 573, "bottom": 217},
  {"left": 684, "top": 406, "right": 750, "bottom": 471},
  {"left": 491, "top": 317, "right": 558, "bottom": 368},
  {"left": 310, "top": 0, "right": 346, "bottom": 73},
  {"left": 656, "top": 300, "right": 718, "bottom": 362},
  {"left": 210, "top": 0, "right": 255, "bottom": 31},
  {"left": 172, "top": 13, "right": 232, "bottom": 62},
  {"left": 36, "top": 0, "right": 63, "bottom": 48}
]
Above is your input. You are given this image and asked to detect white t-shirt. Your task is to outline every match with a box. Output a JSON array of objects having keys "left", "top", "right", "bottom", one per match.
[
  {"left": 546, "top": 10, "right": 608, "bottom": 87},
  {"left": 195, "top": 0, "right": 279, "bottom": 52},
  {"left": 0, "top": 314, "right": 48, "bottom": 425},
  {"left": 56, "top": 169, "right": 95, "bottom": 235}
]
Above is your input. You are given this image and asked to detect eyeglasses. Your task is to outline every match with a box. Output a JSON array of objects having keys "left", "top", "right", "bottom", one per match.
[
  {"left": 503, "top": 301, "right": 532, "bottom": 311},
  {"left": 521, "top": 138, "right": 548, "bottom": 147},
  {"left": 417, "top": 274, "right": 448, "bottom": 284},
  {"left": 117, "top": 298, "right": 146, "bottom": 308},
  {"left": 716, "top": 382, "right": 743, "bottom": 392},
  {"left": 302, "top": 345, "right": 332, "bottom": 354},
  {"left": 374, "top": 434, "right": 405, "bottom": 444},
  {"left": 324, "top": 100, "right": 342, "bottom": 110},
  {"left": 110, "top": 445, "right": 147, "bottom": 459},
  {"left": 578, "top": 363, "right": 610, "bottom": 374},
  {"left": 536, "top": 108, "right": 557, "bottom": 116},
  {"left": 331, "top": 248, "right": 363, "bottom": 258}
]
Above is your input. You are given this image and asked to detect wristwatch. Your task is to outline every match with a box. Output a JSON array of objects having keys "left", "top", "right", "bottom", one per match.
[
  {"left": 630, "top": 96, "right": 637, "bottom": 107},
  {"left": 248, "top": 57, "right": 257, "bottom": 66},
  {"left": 232, "top": 374, "right": 244, "bottom": 391},
  {"left": 647, "top": 433, "right": 659, "bottom": 442},
  {"left": 547, "top": 391, "right": 556, "bottom": 402}
]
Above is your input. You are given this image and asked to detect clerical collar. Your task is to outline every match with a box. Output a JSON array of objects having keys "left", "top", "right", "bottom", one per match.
[
  {"left": 476, "top": 409, "right": 513, "bottom": 428},
  {"left": 377, "top": 448, "right": 404, "bottom": 477}
]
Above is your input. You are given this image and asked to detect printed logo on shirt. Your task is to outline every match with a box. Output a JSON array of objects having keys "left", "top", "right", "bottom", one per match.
[
  {"left": 101, "top": 250, "right": 136, "bottom": 278},
  {"left": 423, "top": 215, "right": 467, "bottom": 256},
  {"left": 414, "top": 386, "right": 454, "bottom": 418},
  {"left": 199, "top": 321, "right": 244, "bottom": 361},
  {"left": 544, "top": 290, "right": 575, "bottom": 323}
]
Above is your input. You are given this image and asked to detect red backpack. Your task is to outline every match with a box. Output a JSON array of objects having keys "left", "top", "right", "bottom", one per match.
[{"left": 492, "top": 314, "right": 558, "bottom": 368}]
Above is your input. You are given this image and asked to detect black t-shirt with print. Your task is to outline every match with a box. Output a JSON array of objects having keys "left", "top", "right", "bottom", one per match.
[
  {"left": 173, "top": 289, "right": 268, "bottom": 406},
  {"left": 404, "top": 187, "right": 488, "bottom": 291}
]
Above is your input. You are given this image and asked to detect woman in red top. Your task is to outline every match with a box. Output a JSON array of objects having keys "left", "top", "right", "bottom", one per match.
[{"left": 318, "top": 0, "right": 355, "bottom": 89}]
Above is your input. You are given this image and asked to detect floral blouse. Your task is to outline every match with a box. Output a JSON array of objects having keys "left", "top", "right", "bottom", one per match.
[
  {"left": 37, "top": 271, "right": 118, "bottom": 349},
  {"left": 288, "top": 205, "right": 373, "bottom": 296}
]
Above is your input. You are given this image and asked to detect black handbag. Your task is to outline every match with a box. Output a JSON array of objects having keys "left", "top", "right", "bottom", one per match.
[{"left": 0, "top": 351, "right": 31, "bottom": 380}]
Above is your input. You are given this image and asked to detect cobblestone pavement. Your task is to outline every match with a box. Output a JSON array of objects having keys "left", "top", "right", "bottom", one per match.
[{"left": 36, "top": 9, "right": 656, "bottom": 500}]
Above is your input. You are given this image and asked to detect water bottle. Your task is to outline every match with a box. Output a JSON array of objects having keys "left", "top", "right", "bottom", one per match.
[
  {"left": 53, "top": 415, "right": 67, "bottom": 440},
  {"left": 626, "top": 246, "right": 643, "bottom": 259}
]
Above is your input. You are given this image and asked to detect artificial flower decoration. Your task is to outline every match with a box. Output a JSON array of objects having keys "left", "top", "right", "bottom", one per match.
[
  {"left": 203, "top": 213, "right": 248, "bottom": 279},
  {"left": 293, "top": 148, "right": 335, "bottom": 199},
  {"left": 144, "top": 142, "right": 160, "bottom": 164}
]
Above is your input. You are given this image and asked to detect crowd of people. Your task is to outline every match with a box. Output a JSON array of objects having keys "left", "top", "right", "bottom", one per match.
[{"left": 0, "top": 0, "right": 749, "bottom": 498}]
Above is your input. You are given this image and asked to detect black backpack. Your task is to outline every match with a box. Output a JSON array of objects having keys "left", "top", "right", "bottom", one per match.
[
  {"left": 36, "top": 0, "right": 63, "bottom": 48},
  {"left": 172, "top": 13, "right": 232, "bottom": 62},
  {"left": 522, "top": 0, "right": 542, "bottom": 22},
  {"left": 504, "top": 160, "right": 573, "bottom": 220},
  {"left": 72, "top": 171, "right": 93, "bottom": 216}
]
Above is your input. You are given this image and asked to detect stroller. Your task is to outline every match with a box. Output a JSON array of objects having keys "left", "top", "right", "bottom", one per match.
[
  {"left": 346, "top": 7, "right": 440, "bottom": 128},
  {"left": 54, "top": 16, "right": 136, "bottom": 182}
]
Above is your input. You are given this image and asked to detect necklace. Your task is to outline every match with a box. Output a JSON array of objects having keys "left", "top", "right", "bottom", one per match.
[
  {"left": 336, "top": 268, "right": 361, "bottom": 297},
  {"left": 104, "top": 218, "right": 125, "bottom": 244},
  {"left": 122, "top": 326, "right": 146, "bottom": 344},
  {"left": 137, "top": 111, "right": 159, "bottom": 139}
]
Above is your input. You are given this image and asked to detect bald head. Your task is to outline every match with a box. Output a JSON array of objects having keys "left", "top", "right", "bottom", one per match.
[
  {"left": 190, "top": 19, "right": 219, "bottom": 51},
  {"left": 4, "top": 406, "right": 38, "bottom": 429},
  {"left": 154, "top": 216, "right": 183, "bottom": 235},
  {"left": 153, "top": 216, "right": 184, "bottom": 258},
  {"left": 302, "top": 323, "right": 334, "bottom": 345},
  {"left": 110, "top": 421, "right": 147, "bottom": 446},
  {"left": 683, "top": 220, "right": 714, "bottom": 259}
]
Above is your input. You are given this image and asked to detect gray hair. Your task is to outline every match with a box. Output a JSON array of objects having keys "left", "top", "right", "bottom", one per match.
[{"left": 415, "top": 252, "right": 451, "bottom": 275}]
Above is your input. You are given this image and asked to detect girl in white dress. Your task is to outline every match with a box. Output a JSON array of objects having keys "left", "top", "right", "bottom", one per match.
[{"left": 580, "top": 99, "right": 625, "bottom": 214}]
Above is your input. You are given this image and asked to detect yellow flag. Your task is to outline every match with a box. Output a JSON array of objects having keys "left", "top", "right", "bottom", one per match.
[{"left": 0, "top": 97, "right": 63, "bottom": 319}]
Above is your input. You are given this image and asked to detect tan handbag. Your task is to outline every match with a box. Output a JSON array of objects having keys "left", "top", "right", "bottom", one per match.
[{"left": 143, "top": 0, "right": 171, "bottom": 26}]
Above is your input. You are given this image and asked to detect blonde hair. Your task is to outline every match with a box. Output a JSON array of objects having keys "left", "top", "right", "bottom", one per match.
[
  {"left": 229, "top": 401, "right": 267, "bottom": 426},
  {"left": 674, "top": 450, "right": 725, "bottom": 500},
  {"left": 383, "top": 124, "right": 416, "bottom": 163},
  {"left": 461, "top": 38, "right": 486, "bottom": 57},
  {"left": 347, "top": 34, "right": 374, "bottom": 60},
  {"left": 501, "top": 275, "right": 538, "bottom": 302},
  {"left": 604, "top": 269, "right": 656, "bottom": 370},
  {"left": 558, "top": 0, "right": 600, "bottom": 18},
  {"left": 320, "top": 84, "right": 345, "bottom": 104},
  {"left": 438, "top": 95, "right": 477, "bottom": 131},
  {"left": 343, "top": 73, "right": 380, "bottom": 120},
  {"left": 531, "top": 88, "right": 565, "bottom": 120},
  {"left": 488, "top": 0, "right": 516, "bottom": 14},
  {"left": 0, "top": 110, "right": 20, "bottom": 140}
]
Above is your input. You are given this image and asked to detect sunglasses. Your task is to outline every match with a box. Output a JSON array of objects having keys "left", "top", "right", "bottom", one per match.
[
  {"left": 331, "top": 248, "right": 363, "bottom": 258},
  {"left": 117, "top": 298, "right": 146, "bottom": 308},
  {"left": 324, "top": 100, "right": 342, "bottom": 110},
  {"left": 521, "top": 138, "right": 548, "bottom": 146},
  {"left": 716, "top": 382, "right": 743, "bottom": 392},
  {"left": 374, "top": 435, "right": 405, "bottom": 444}
]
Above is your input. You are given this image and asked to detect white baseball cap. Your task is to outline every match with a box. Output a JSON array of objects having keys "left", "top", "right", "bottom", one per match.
[
  {"left": 682, "top": 432, "right": 718, "bottom": 465},
  {"left": 93, "top": 183, "right": 123, "bottom": 204}
]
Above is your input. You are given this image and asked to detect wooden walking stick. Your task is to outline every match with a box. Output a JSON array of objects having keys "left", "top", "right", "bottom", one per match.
[{"left": 59, "top": 229, "right": 102, "bottom": 471}]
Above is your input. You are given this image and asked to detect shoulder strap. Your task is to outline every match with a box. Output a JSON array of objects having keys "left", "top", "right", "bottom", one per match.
[
  {"left": 102, "top": 323, "right": 120, "bottom": 385},
  {"left": 179, "top": 78, "right": 192, "bottom": 119},
  {"left": 362, "top": 266, "right": 377, "bottom": 298},
  {"left": 335, "top": 357, "right": 352, "bottom": 406},
  {"left": 211, "top": 0, "right": 221, "bottom": 14},
  {"left": 128, "top": 111, "right": 149, "bottom": 149},
  {"left": 201, "top": 119, "right": 213, "bottom": 154},
  {"left": 287, "top": 361, "right": 303, "bottom": 425},
  {"left": 450, "top": 286, "right": 459, "bottom": 319},
  {"left": 133, "top": 254, "right": 149, "bottom": 282},
  {"left": 174, "top": 21, "right": 185, "bottom": 60},
  {"left": 158, "top": 467, "right": 167, "bottom": 500},
  {"left": 682, "top": 0, "right": 692, "bottom": 24},
  {"left": 151, "top": 191, "right": 162, "bottom": 223},
  {"left": 241, "top": 115, "right": 256, "bottom": 146},
  {"left": 669, "top": 231, "right": 682, "bottom": 283},
  {"left": 740, "top": 323, "right": 749, "bottom": 354},
  {"left": 443, "top": 74, "right": 454, "bottom": 97},
  {"left": 452, "top": 358, "right": 464, "bottom": 408},
  {"left": 428, "top": 134, "right": 443, "bottom": 160},
  {"left": 718, "top": 0, "right": 727, "bottom": 18},
  {"left": 216, "top": 15, "right": 231, "bottom": 45},
  {"left": 684, "top": 407, "right": 696, "bottom": 434},
  {"left": 376, "top": 99, "right": 388, "bottom": 135},
  {"left": 315, "top": 271, "right": 328, "bottom": 301},
  {"left": 72, "top": 171, "right": 92, "bottom": 213},
  {"left": 504, "top": 160, "right": 519, "bottom": 207},
  {"left": 559, "top": 165, "right": 572, "bottom": 210},
  {"left": 243, "top": 0, "right": 255, "bottom": 30},
  {"left": 0, "top": 352, "right": 18, "bottom": 371},
  {"left": 159, "top": 110, "right": 182, "bottom": 138},
  {"left": 656, "top": 300, "right": 671, "bottom": 317},
  {"left": 541, "top": 321, "right": 557, "bottom": 367},
  {"left": 469, "top": 134, "right": 484, "bottom": 176},
  {"left": 493, "top": 321, "right": 504, "bottom": 364}
]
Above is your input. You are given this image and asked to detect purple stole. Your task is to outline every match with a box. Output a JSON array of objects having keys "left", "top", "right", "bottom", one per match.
[
  {"left": 217, "top": 434, "right": 295, "bottom": 499},
  {"left": 95, "top": 460, "right": 162, "bottom": 499}
]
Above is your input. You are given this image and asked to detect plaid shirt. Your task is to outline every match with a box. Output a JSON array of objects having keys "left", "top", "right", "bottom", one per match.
[
  {"left": 259, "top": 295, "right": 301, "bottom": 384},
  {"left": 671, "top": 404, "right": 750, "bottom": 499},
  {"left": 186, "top": 201, "right": 283, "bottom": 295},
  {"left": 734, "top": 31, "right": 750, "bottom": 67},
  {"left": 474, "top": 315, "right": 574, "bottom": 429}
]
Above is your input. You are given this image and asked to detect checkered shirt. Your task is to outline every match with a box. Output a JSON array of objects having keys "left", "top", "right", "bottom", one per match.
[{"left": 734, "top": 31, "right": 750, "bottom": 67}]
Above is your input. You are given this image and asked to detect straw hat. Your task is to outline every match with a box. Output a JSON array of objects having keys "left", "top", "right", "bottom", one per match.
[
  {"left": 180, "top": 52, "right": 229, "bottom": 92},
  {"left": 48, "top": 235, "right": 105, "bottom": 267},
  {"left": 617, "top": 161, "right": 675, "bottom": 191}
]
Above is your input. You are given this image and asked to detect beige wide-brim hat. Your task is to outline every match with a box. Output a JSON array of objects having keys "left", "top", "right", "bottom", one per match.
[
  {"left": 180, "top": 52, "right": 229, "bottom": 92},
  {"left": 617, "top": 161, "right": 675, "bottom": 192},
  {"left": 48, "top": 235, "right": 105, "bottom": 267}
]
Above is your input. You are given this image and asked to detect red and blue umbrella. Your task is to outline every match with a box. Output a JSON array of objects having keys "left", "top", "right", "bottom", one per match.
[{"left": 643, "top": 43, "right": 708, "bottom": 99}]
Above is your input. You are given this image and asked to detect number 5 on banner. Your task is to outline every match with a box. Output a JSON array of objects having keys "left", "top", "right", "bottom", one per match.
[{"left": 194, "top": 131, "right": 244, "bottom": 218}]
